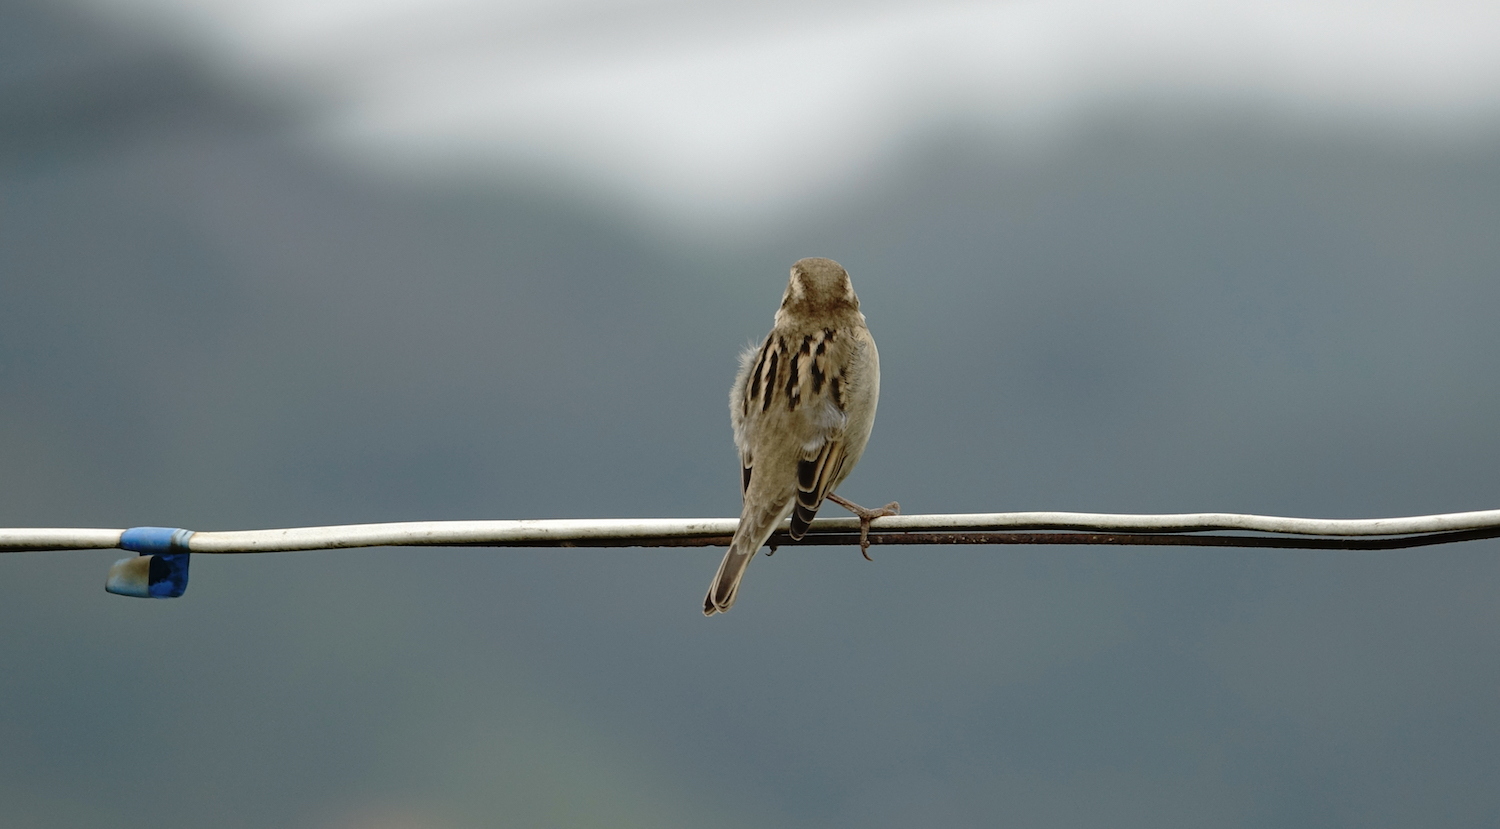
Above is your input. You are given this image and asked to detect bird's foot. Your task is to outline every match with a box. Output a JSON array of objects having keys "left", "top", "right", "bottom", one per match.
[{"left": 826, "top": 493, "right": 900, "bottom": 561}]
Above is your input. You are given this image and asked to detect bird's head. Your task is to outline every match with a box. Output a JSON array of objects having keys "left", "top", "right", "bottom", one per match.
[{"left": 779, "top": 257, "right": 860, "bottom": 318}]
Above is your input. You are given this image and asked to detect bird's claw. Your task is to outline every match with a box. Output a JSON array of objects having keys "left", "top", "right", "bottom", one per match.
[{"left": 827, "top": 494, "right": 900, "bottom": 560}]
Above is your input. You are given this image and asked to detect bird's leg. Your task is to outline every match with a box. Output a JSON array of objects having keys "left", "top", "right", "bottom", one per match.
[{"left": 826, "top": 493, "right": 900, "bottom": 561}]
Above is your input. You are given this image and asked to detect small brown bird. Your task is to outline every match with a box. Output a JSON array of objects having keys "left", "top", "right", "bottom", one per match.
[{"left": 704, "top": 257, "right": 896, "bottom": 616}]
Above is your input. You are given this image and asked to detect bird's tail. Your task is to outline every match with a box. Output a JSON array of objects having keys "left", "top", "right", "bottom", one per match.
[{"left": 703, "top": 499, "right": 790, "bottom": 616}]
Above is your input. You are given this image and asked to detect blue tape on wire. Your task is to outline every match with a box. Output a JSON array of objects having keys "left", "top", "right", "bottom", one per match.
[
  {"left": 107, "top": 528, "right": 194, "bottom": 598},
  {"left": 119, "top": 526, "right": 195, "bottom": 554}
]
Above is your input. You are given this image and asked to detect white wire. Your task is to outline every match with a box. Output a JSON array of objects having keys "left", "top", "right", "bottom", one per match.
[
  {"left": 1, "top": 528, "right": 126, "bottom": 551},
  {"left": 5, "top": 508, "right": 1500, "bottom": 554}
]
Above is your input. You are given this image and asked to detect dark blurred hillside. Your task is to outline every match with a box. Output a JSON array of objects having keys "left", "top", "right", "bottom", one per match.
[
  {"left": 3, "top": 1, "right": 1499, "bottom": 827},
  {"left": 802, "top": 125, "right": 1500, "bottom": 518}
]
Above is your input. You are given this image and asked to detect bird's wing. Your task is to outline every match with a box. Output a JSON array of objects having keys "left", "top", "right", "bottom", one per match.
[{"left": 788, "top": 438, "right": 848, "bottom": 540}]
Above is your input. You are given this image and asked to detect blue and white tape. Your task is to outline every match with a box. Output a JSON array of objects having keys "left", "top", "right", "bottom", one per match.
[{"left": 106, "top": 527, "right": 194, "bottom": 598}]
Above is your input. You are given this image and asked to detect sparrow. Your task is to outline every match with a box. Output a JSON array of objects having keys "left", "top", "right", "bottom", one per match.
[{"left": 703, "top": 257, "right": 897, "bottom": 616}]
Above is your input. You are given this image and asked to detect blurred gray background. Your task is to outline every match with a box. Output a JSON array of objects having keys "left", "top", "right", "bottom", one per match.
[{"left": 3, "top": 1, "right": 1499, "bottom": 827}]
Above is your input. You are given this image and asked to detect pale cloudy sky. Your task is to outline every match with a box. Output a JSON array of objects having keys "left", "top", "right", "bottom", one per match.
[{"left": 77, "top": 0, "right": 1500, "bottom": 218}]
